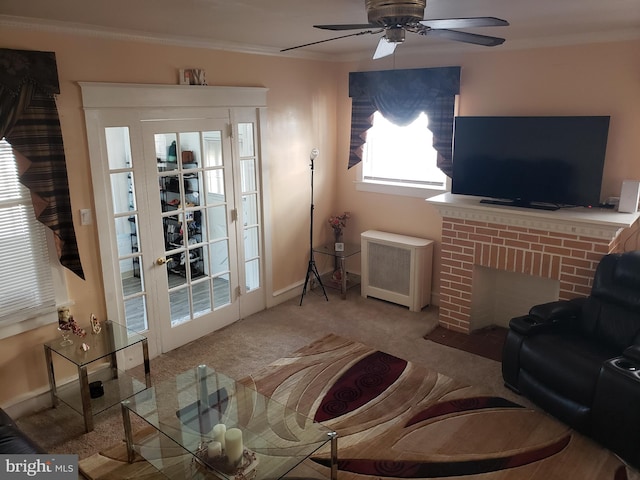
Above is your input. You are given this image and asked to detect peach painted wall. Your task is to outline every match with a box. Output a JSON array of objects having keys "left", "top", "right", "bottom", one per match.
[
  {"left": 336, "top": 39, "right": 640, "bottom": 304},
  {"left": 0, "top": 27, "right": 342, "bottom": 408},
  {"left": 0, "top": 25, "right": 638, "bottom": 410}
]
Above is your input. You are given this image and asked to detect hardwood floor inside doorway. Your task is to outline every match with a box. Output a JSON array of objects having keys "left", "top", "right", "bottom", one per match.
[{"left": 122, "top": 273, "right": 230, "bottom": 332}]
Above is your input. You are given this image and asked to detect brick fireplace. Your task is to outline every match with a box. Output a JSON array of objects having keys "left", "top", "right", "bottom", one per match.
[{"left": 427, "top": 193, "right": 640, "bottom": 334}]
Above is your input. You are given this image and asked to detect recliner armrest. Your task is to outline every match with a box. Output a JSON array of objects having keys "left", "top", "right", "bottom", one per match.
[
  {"left": 529, "top": 298, "right": 584, "bottom": 322},
  {"left": 623, "top": 345, "right": 640, "bottom": 364},
  {"left": 509, "top": 298, "right": 584, "bottom": 336},
  {"left": 509, "top": 314, "right": 557, "bottom": 335}
]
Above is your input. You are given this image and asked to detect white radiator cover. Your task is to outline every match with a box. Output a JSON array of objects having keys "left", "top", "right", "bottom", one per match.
[{"left": 361, "top": 230, "right": 434, "bottom": 312}]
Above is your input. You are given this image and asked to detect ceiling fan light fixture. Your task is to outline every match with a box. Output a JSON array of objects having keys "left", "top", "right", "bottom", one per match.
[
  {"left": 385, "top": 27, "right": 406, "bottom": 44},
  {"left": 366, "top": 0, "right": 426, "bottom": 26}
]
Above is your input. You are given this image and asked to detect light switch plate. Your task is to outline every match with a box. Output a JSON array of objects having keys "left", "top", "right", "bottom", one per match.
[{"left": 80, "top": 209, "right": 92, "bottom": 225}]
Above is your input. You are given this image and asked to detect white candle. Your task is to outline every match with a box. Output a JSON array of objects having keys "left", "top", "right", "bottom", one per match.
[
  {"left": 225, "top": 428, "right": 243, "bottom": 466},
  {"left": 213, "top": 423, "right": 226, "bottom": 449},
  {"left": 207, "top": 441, "right": 222, "bottom": 458}
]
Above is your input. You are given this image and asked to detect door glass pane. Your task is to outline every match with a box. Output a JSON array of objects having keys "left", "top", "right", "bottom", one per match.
[
  {"left": 206, "top": 206, "right": 228, "bottom": 241},
  {"left": 188, "top": 243, "right": 205, "bottom": 279},
  {"left": 185, "top": 173, "right": 201, "bottom": 207},
  {"left": 168, "top": 263, "right": 187, "bottom": 287},
  {"left": 124, "top": 294, "right": 147, "bottom": 332},
  {"left": 210, "top": 240, "right": 229, "bottom": 276},
  {"left": 105, "top": 127, "right": 132, "bottom": 170},
  {"left": 111, "top": 173, "right": 135, "bottom": 214},
  {"left": 160, "top": 172, "right": 181, "bottom": 213},
  {"left": 115, "top": 216, "right": 134, "bottom": 258},
  {"left": 245, "top": 259, "right": 260, "bottom": 292},
  {"left": 244, "top": 225, "right": 260, "bottom": 291},
  {"left": 178, "top": 132, "right": 201, "bottom": 168},
  {"left": 214, "top": 273, "right": 231, "bottom": 308},
  {"left": 156, "top": 133, "right": 178, "bottom": 163},
  {"left": 240, "top": 159, "right": 256, "bottom": 192},
  {"left": 242, "top": 194, "right": 258, "bottom": 226},
  {"left": 122, "top": 268, "right": 143, "bottom": 296},
  {"left": 203, "top": 131, "right": 223, "bottom": 167},
  {"left": 205, "top": 169, "right": 225, "bottom": 203},
  {"left": 164, "top": 215, "right": 182, "bottom": 249},
  {"left": 238, "top": 123, "right": 254, "bottom": 157},
  {"left": 121, "top": 207, "right": 144, "bottom": 304},
  {"left": 192, "top": 279, "right": 212, "bottom": 317},
  {"left": 244, "top": 226, "right": 259, "bottom": 260},
  {"left": 169, "top": 287, "right": 190, "bottom": 326}
]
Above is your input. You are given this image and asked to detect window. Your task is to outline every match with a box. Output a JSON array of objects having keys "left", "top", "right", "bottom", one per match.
[
  {"left": 0, "top": 139, "right": 67, "bottom": 340},
  {"left": 357, "top": 111, "right": 449, "bottom": 198}
]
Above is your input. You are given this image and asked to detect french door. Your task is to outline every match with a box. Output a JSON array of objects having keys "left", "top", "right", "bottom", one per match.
[
  {"left": 82, "top": 84, "right": 267, "bottom": 361},
  {"left": 141, "top": 118, "right": 243, "bottom": 352}
]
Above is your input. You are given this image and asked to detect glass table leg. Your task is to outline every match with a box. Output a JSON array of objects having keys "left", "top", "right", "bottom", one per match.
[
  {"left": 78, "top": 365, "right": 94, "bottom": 432},
  {"left": 329, "top": 431, "right": 338, "bottom": 480},
  {"left": 121, "top": 401, "right": 135, "bottom": 463}
]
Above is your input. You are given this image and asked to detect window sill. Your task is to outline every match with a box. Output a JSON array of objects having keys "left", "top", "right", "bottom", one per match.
[
  {"left": 0, "top": 307, "right": 59, "bottom": 341},
  {"left": 355, "top": 180, "right": 448, "bottom": 199}
]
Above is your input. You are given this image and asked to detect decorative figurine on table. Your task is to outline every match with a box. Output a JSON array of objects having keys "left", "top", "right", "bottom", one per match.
[
  {"left": 57, "top": 306, "right": 87, "bottom": 347},
  {"left": 57, "top": 307, "right": 74, "bottom": 346},
  {"left": 90, "top": 313, "right": 102, "bottom": 335}
]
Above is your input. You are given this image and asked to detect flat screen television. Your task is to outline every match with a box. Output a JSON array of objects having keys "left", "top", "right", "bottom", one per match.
[{"left": 451, "top": 116, "right": 610, "bottom": 210}]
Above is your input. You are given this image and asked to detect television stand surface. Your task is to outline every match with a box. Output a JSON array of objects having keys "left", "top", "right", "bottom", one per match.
[{"left": 479, "top": 198, "right": 560, "bottom": 211}]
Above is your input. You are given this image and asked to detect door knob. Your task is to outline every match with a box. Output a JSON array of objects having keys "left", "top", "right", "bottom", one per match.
[{"left": 156, "top": 257, "right": 167, "bottom": 265}]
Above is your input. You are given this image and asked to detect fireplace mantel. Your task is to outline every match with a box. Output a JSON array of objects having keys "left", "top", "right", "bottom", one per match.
[
  {"left": 426, "top": 193, "right": 640, "bottom": 333},
  {"left": 427, "top": 193, "right": 640, "bottom": 241}
]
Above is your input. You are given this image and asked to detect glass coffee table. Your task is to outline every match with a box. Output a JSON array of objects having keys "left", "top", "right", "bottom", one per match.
[
  {"left": 44, "top": 319, "right": 151, "bottom": 432},
  {"left": 121, "top": 365, "right": 337, "bottom": 480}
]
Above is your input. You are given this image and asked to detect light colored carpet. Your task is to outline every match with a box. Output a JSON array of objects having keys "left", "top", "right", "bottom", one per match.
[{"left": 79, "top": 333, "right": 634, "bottom": 479}]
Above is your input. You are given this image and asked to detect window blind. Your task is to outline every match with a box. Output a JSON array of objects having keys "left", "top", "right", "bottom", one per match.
[{"left": 0, "top": 139, "right": 56, "bottom": 324}]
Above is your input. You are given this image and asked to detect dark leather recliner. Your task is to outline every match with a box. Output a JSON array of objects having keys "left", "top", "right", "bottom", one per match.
[
  {"left": 0, "top": 408, "right": 45, "bottom": 454},
  {"left": 502, "top": 250, "right": 640, "bottom": 468}
]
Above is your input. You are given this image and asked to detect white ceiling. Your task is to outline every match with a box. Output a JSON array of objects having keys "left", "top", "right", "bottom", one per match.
[{"left": 1, "top": 0, "right": 639, "bottom": 61}]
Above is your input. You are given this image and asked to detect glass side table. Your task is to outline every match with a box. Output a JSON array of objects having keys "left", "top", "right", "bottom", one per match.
[
  {"left": 43, "top": 319, "right": 151, "bottom": 432},
  {"left": 313, "top": 243, "right": 361, "bottom": 299}
]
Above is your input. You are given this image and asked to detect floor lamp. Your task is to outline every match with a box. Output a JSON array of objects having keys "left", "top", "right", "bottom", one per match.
[{"left": 300, "top": 148, "right": 328, "bottom": 305}]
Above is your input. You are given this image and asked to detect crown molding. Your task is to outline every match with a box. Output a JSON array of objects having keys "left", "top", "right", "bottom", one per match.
[{"left": 0, "top": 14, "right": 337, "bottom": 62}]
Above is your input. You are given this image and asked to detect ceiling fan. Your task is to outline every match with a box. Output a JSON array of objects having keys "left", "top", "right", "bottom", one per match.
[{"left": 281, "top": 0, "right": 509, "bottom": 59}]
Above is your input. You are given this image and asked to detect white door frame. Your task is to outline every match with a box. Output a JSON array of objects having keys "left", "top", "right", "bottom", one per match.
[{"left": 81, "top": 82, "right": 270, "bottom": 361}]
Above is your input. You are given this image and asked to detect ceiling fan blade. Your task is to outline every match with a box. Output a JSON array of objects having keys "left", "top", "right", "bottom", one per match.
[
  {"left": 420, "top": 17, "right": 509, "bottom": 30},
  {"left": 372, "top": 37, "right": 397, "bottom": 59},
  {"left": 427, "top": 29, "right": 505, "bottom": 47},
  {"left": 281, "top": 30, "right": 380, "bottom": 53},
  {"left": 314, "top": 23, "right": 378, "bottom": 31}
]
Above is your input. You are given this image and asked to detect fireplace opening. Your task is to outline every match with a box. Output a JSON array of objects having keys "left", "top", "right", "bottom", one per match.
[{"left": 471, "top": 266, "right": 560, "bottom": 330}]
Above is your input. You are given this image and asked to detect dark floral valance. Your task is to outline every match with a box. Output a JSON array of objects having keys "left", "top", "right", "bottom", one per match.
[
  {"left": 348, "top": 66, "right": 460, "bottom": 176},
  {"left": 0, "top": 49, "right": 59, "bottom": 95},
  {"left": 0, "top": 48, "right": 84, "bottom": 279}
]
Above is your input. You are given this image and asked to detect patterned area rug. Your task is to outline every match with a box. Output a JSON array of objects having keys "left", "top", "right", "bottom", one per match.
[{"left": 80, "top": 334, "right": 635, "bottom": 480}]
